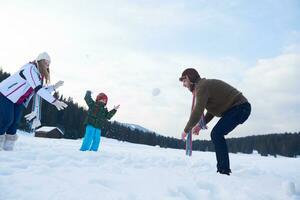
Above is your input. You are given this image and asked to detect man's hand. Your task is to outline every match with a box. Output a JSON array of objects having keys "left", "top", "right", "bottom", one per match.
[
  {"left": 181, "top": 132, "right": 187, "bottom": 141},
  {"left": 192, "top": 124, "right": 201, "bottom": 135}
]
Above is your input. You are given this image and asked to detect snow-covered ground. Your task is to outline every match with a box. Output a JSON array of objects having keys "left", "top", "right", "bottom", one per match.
[{"left": 1, "top": 131, "right": 300, "bottom": 200}]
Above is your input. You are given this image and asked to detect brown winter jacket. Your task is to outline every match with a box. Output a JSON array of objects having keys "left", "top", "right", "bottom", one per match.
[{"left": 184, "top": 78, "right": 248, "bottom": 133}]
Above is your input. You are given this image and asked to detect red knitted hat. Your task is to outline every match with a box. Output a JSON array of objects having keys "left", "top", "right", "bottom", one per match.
[{"left": 96, "top": 93, "right": 108, "bottom": 104}]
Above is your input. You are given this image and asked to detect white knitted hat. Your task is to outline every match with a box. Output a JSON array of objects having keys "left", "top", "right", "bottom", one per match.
[{"left": 36, "top": 52, "right": 51, "bottom": 63}]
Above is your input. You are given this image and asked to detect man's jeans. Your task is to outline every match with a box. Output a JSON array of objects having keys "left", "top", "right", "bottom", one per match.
[{"left": 211, "top": 102, "right": 251, "bottom": 171}]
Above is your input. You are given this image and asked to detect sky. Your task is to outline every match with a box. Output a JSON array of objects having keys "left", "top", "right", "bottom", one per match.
[{"left": 0, "top": 0, "right": 299, "bottom": 140}]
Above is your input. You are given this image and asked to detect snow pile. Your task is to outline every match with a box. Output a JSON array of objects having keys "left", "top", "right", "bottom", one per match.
[
  {"left": 0, "top": 131, "right": 300, "bottom": 200},
  {"left": 282, "top": 181, "right": 296, "bottom": 197}
]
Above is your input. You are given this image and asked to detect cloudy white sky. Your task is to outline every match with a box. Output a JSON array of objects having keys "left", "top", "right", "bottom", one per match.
[{"left": 0, "top": 0, "right": 299, "bottom": 140}]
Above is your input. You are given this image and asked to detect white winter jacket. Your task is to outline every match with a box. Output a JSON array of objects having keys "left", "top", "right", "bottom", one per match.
[{"left": 0, "top": 62, "right": 56, "bottom": 107}]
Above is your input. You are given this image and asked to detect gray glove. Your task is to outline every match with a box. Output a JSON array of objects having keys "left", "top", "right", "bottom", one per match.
[
  {"left": 25, "top": 111, "right": 38, "bottom": 122},
  {"left": 53, "top": 100, "right": 68, "bottom": 111},
  {"left": 53, "top": 80, "right": 64, "bottom": 90}
]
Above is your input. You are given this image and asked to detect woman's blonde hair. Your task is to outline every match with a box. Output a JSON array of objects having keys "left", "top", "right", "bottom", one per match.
[{"left": 37, "top": 60, "right": 50, "bottom": 85}]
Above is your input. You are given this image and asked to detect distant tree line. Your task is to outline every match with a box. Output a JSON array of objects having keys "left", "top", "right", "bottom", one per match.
[
  {"left": 1, "top": 68, "right": 299, "bottom": 157},
  {"left": 193, "top": 133, "right": 300, "bottom": 158}
]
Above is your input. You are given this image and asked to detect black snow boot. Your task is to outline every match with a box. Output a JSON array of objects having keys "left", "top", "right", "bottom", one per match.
[{"left": 217, "top": 169, "right": 232, "bottom": 176}]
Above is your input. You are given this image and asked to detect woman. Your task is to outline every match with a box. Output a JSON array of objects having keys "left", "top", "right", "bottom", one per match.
[{"left": 0, "top": 52, "right": 67, "bottom": 151}]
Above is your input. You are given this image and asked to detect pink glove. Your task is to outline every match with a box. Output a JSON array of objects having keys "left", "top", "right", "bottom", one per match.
[
  {"left": 181, "top": 132, "right": 187, "bottom": 141},
  {"left": 192, "top": 124, "right": 201, "bottom": 135}
]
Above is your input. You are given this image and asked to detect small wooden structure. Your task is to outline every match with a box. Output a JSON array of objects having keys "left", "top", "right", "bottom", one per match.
[{"left": 35, "top": 126, "right": 64, "bottom": 139}]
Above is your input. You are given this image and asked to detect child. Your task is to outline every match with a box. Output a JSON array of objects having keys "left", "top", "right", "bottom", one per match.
[{"left": 80, "top": 90, "right": 119, "bottom": 151}]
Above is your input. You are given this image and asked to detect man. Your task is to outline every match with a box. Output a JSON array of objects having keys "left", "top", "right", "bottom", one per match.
[{"left": 180, "top": 68, "right": 251, "bottom": 175}]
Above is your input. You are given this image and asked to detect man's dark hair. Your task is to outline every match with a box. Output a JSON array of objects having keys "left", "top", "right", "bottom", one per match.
[
  {"left": 179, "top": 68, "right": 200, "bottom": 83},
  {"left": 179, "top": 68, "right": 201, "bottom": 92}
]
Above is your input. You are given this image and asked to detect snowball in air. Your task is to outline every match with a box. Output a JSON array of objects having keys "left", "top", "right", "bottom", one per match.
[{"left": 152, "top": 88, "right": 161, "bottom": 96}]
